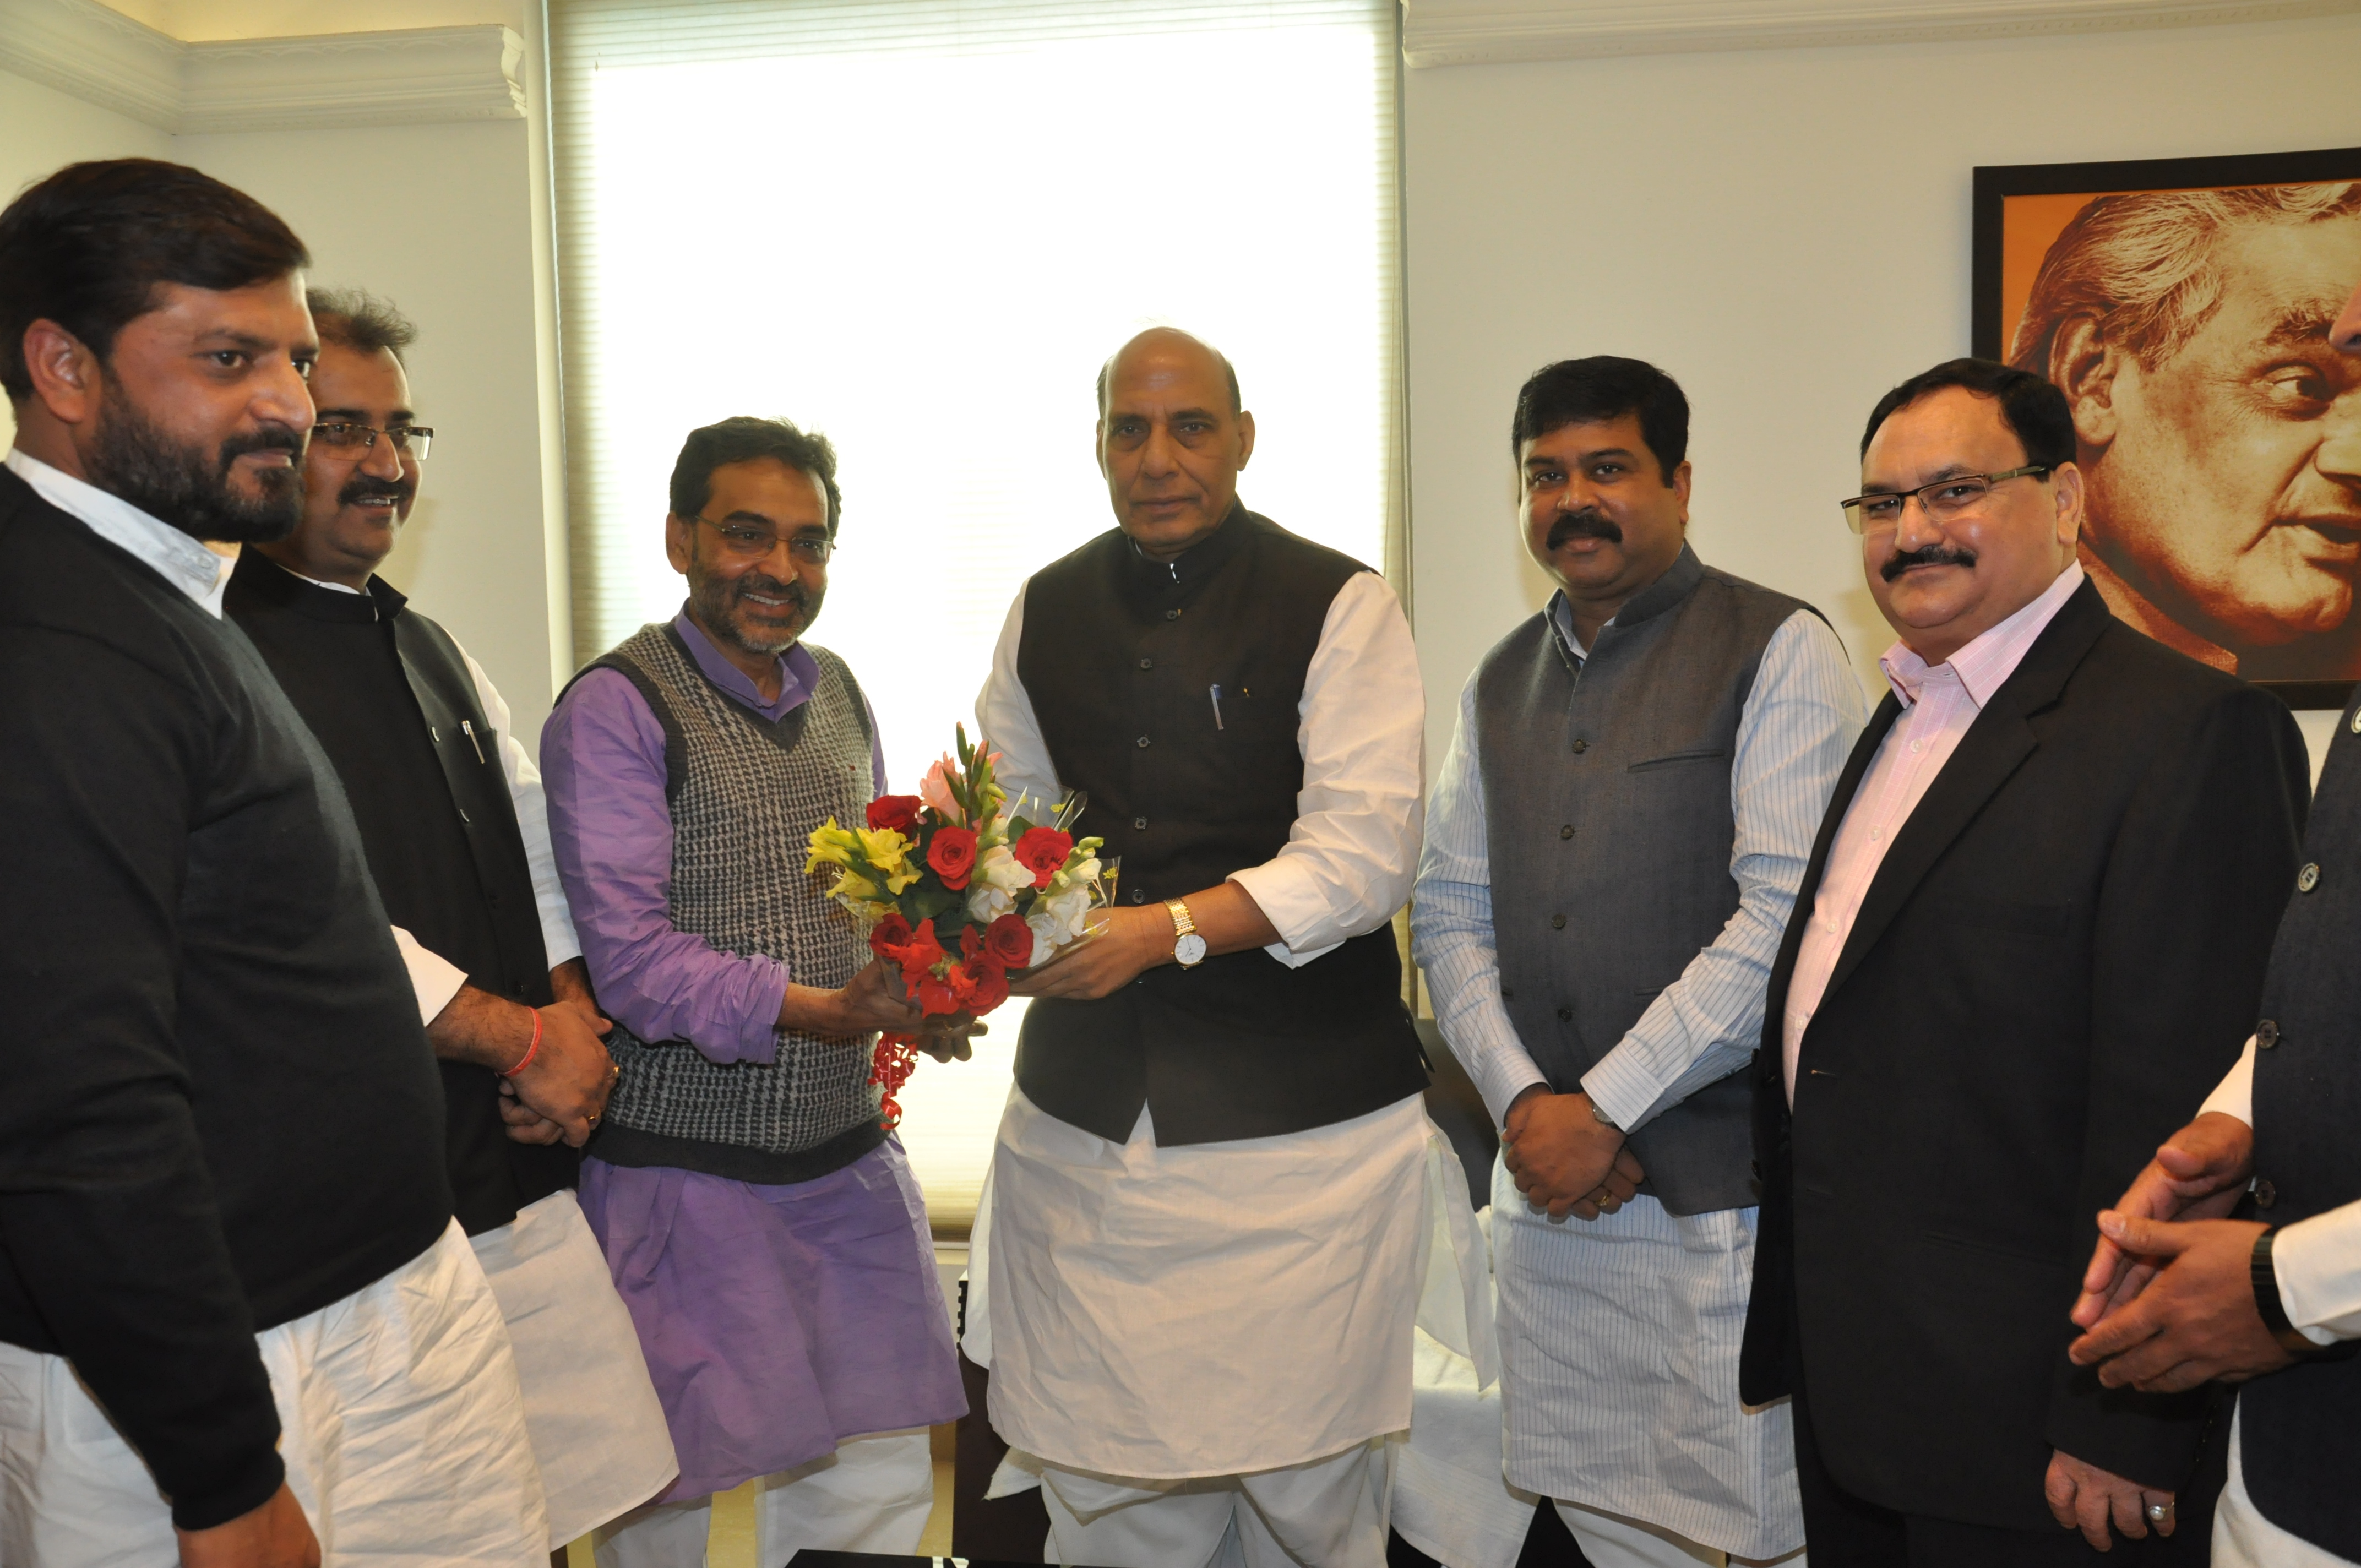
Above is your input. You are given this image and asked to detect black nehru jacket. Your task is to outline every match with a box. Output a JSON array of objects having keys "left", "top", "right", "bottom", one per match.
[
  {"left": 228, "top": 548, "right": 572, "bottom": 1235},
  {"left": 0, "top": 469, "right": 450, "bottom": 1529},
  {"left": 1013, "top": 505, "right": 1428, "bottom": 1144}
]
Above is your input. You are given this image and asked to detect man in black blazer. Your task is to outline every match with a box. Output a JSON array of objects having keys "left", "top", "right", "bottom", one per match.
[{"left": 1739, "top": 358, "right": 2309, "bottom": 1565}]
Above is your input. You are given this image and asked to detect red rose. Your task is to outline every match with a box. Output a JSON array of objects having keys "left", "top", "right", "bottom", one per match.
[
  {"left": 866, "top": 794, "right": 922, "bottom": 833},
  {"left": 867, "top": 911, "right": 913, "bottom": 964},
  {"left": 964, "top": 955, "right": 1010, "bottom": 1014},
  {"left": 1013, "top": 826, "right": 1074, "bottom": 889},
  {"left": 985, "top": 912, "right": 1036, "bottom": 968},
  {"left": 926, "top": 826, "right": 979, "bottom": 890}
]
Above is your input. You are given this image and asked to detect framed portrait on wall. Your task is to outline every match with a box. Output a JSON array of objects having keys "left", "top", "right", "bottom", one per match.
[{"left": 1972, "top": 146, "right": 2361, "bottom": 706}]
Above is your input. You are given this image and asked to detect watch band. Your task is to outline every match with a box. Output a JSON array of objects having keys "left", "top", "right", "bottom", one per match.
[
  {"left": 1165, "top": 899, "right": 1197, "bottom": 940},
  {"left": 1588, "top": 1097, "right": 1620, "bottom": 1133},
  {"left": 2253, "top": 1227, "right": 2325, "bottom": 1357}
]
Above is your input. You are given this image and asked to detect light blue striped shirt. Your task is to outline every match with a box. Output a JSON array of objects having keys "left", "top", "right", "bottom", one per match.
[{"left": 1412, "top": 598, "right": 1865, "bottom": 1130}]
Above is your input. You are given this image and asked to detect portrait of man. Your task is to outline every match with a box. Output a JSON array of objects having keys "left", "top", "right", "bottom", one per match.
[{"left": 1980, "top": 155, "right": 2361, "bottom": 682}]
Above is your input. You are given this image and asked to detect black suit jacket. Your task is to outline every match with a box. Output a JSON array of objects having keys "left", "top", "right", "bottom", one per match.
[{"left": 1739, "top": 580, "right": 2307, "bottom": 1531}]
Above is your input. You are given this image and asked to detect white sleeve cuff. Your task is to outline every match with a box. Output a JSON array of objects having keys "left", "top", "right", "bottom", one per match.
[
  {"left": 391, "top": 925, "right": 469, "bottom": 1025},
  {"left": 2199, "top": 1036, "right": 2256, "bottom": 1124},
  {"left": 2273, "top": 1200, "right": 2361, "bottom": 1342},
  {"left": 1227, "top": 858, "right": 1335, "bottom": 958}
]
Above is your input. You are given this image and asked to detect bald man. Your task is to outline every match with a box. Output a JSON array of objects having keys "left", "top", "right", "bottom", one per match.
[{"left": 968, "top": 329, "right": 1437, "bottom": 1568}]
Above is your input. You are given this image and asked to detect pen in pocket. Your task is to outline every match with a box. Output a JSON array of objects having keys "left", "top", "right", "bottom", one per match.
[{"left": 1209, "top": 684, "right": 1225, "bottom": 730}]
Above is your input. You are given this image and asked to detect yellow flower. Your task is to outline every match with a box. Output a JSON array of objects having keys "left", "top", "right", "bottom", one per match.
[
  {"left": 804, "top": 820, "right": 861, "bottom": 873},
  {"left": 857, "top": 827, "right": 912, "bottom": 870},
  {"left": 829, "top": 869, "right": 881, "bottom": 903}
]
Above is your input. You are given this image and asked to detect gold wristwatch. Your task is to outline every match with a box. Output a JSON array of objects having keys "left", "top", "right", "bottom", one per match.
[{"left": 1167, "top": 899, "right": 1207, "bottom": 968}]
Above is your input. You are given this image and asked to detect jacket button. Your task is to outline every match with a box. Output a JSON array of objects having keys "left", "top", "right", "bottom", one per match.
[
  {"left": 1164, "top": 608, "right": 1180, "bottom": 620},
  {"left": 1133, "top": 816, "right": 1147, "bottom": 830},
  {"left": 1135, "top": 736, "right": 1151, "bottom": 748},
  {"left": 1138, "top": 658, "right": 1154, "bottom": 671},
  {"left": 1559, "top": 825, "right": 1575, "bottom": 840},
  {"left": 1555, "top": 1006, "right": 1573, "bottom": 1022},
  {"left": 1551, "top": 914, "right": 1566, "bottom": 929},
  {"left": 2258, "top": 1019, "right": 2280, "bottom": 1049},
  {"left": 2298, "top": 863, "right": 2320, "bottom": 894},
  {"left": 1571, "top": 738, "right": 1589, "bottom": 754},
  {"left": 2254, "top": 1178, "right": 2278, "bottom": 1210},
  {"left": 1130, "top": 890, "right": 1146, "bottom": 903},
  {"left": 2351, "top": 707, "right": 2360, "bottom": 734}
]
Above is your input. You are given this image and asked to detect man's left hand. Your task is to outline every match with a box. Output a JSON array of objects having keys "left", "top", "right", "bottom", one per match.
[
  {"left": 2067, "top": 1213, "right": 2295, "bottom": 1392},
  {"left": 2045, "top": 1449, "right": 2174, "bottom": 1550},
  {"left": 1502, "top": 1088, "right": 1630, "bottom": 1220},
  {"left": 1008, "top": 906, "right": 1172, "bottom": 1000}
]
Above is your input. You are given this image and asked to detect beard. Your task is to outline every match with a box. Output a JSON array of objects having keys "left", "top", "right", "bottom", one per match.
[
  {"left": 84, "top": 387, "right": 306, "bottom": 544},
  {"left": 692, "top": 565, "right": 822, "bottom": 657},
  {"left": 1547, "top": 508, "right": 1623, "bottom": 548}
]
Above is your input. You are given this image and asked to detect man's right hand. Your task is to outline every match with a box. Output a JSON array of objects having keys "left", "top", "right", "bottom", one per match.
[
  {"left": 2072, "top": 1111, "right": 2255, "bottom": 1329},
  {"left": 176, "top": 1483, "right": 319, "bottom": 1568},
  {"left": 505, "top": 996, "right": 618, "bottom": 1147},
  {"left": 1502, "top": 1086, "right": 1644, "bottom": 1220},
  {"left": 781, "top": 957, "right": 927, "bottom": 1039}
]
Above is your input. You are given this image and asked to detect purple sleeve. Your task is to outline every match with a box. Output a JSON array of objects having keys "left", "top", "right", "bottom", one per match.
[{"left": 542, "top": 668, "right": 788, "bottom": 1064}]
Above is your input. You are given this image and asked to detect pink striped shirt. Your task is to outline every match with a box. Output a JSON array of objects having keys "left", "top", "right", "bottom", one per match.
[{"left": 1781, "top": 563, "right": 2085, "bottom": 1104}]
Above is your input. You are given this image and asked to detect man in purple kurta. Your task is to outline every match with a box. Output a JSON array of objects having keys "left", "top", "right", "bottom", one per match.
[{"left": 543, "top": 416, "right": 966, "bottom": 1566}]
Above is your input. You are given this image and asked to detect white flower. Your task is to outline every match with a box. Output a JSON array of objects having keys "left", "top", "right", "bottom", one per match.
[
  {"left": 1023, "top": 912, "right": 1060, "bottom": 966},
  {"left": 968, "top": 882, "right": 1015, "bottom": 922},
  {"left": 1046, "top": 886, "right": 1091, "bottom": 941},
  {"left": 978, "top": 844, "right": 1035, "bottom": 895}
]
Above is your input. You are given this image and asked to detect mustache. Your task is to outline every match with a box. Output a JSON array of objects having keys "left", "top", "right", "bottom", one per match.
[
  {"left": 1882, "top": 544, "right": 1978, "bottom": 581},
  {"left": 337, "top": 469, "right": 416, "bottom": 510},
  {"left": 1547, "top": 509, "right": 1622, "bottom": 548},
  {"left": 733, "top": 572, "right": 811, "bottom": 611}
]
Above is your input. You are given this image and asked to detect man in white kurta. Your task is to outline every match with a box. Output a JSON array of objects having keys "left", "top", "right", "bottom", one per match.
[
  {"left": 1412, "top": 357, "right": 1861, "bottom": 1568},
  {"left": 966, "top": 328, "right": 1436, "bottom": 1568}
]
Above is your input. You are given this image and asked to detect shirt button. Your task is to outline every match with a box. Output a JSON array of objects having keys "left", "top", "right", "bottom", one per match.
[
  {"left": 2298, "top": 863, "right": 2320, "bottom": 894},
  {"left": 1138, "top": 658, "right": 1154, "bottom": 671},
  {"left": 1571, "top": 738, "right": 1589, "bottom": 754},
  {"left": 1555, "top": 1006, "right": 1573, "bottom": 1023},
  {"left": 2257, "top": 1019, "right": 2280, "bottom": 1048},
  {"left": 1559, "top": 825, "right": 1575, "bottom": 840},
  {"left": 1551, "top": 914, "right": 1566, "bottom": 929},
  {"left": 1135, "top": 736, "right": 1151, "bottom": 748},
  {"left": 1164, "top": 608, "right": 1181, "bottom": 620},
  {"left": 2254, "top": 1178, "right": 2278, "bottom": 1210},
  {"left": 1869, "top": 827, "right": 1882, "bottom": 841},
  {"left": 1909, "top": 739, "right": 1924, "bottom": 754},
  {"left": 1133, "top": 816, "right": 1148, "bottom": 830}
]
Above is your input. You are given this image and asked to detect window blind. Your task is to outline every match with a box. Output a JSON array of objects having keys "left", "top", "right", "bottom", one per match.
[{"left": 550, "top": 0, "right": 1403, "bottom": 1231}]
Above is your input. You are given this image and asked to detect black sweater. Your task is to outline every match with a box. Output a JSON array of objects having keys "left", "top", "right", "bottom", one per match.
[{"left": 0, "top": 470, "right": 451, "bottom": 1529}]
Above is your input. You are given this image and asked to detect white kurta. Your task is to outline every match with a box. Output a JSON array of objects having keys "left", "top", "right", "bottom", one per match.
[{"left": 968, "top": 560, "right": 1438, "bottom": 1478}]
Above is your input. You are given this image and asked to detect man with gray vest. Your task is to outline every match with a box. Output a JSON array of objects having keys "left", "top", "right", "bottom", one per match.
[
  {"left": 969, "top": 327, "right": 1433, "bottom": 1568},
  {"left": 2065, "top": 252, "right": 2361, "bottom": 1567},
  {"left": 543, "top": 417, "right": 967, "bottom": 1566},
  {"left": 1413, "top": 356, "right": 1863, "bottom": 1567}
]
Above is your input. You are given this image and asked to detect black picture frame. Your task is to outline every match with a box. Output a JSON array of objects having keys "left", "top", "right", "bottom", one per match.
[{"left": 1972, "top": 146, "right": 2361, "bottom": 710}]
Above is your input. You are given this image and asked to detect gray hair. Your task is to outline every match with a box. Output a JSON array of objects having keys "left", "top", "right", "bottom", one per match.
[{"left": 306, "top": 286, "right": 417, "bottom": 364}]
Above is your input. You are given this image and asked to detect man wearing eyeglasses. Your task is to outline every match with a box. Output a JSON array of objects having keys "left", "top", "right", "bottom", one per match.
[
  {"left": 542, "top": 416, "right": 968, "bottom": 1566},
  {"left": 2061, "top": 263, "right": 2361, "bottom": 1568},
  {"left": 224, "top": 288, "right": 678, "bottom": 1555},
  {"left": 1740, "top": 358, "right": 2308, "bottom": 1563}
]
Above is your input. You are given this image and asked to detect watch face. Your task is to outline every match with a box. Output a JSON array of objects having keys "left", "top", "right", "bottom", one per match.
[{"left": 1175, "top": 932, "right": 1209, "bottom": 967}]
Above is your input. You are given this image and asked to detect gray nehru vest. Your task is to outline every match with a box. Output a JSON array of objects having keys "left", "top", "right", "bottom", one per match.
[
  {"left": 579, "top": 624, "right": 885, "bottom": 1184},
  {"left": 1474, "top": 544, "right": 1812, "bottom": 1216}
]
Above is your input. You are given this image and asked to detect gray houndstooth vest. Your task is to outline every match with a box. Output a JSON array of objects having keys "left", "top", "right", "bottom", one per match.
[{"left": 578, "top": 623, "right": 886, "bottom": 1184}]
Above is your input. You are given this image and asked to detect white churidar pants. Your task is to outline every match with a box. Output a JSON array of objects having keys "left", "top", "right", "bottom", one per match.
[
  {"left": 1039, "top": 1440, "right": 1389, "bottom": 1568},
  {"left": 590, "top": 1428, "right": 934, "bottom": 1567},
  {"left": 0, "top": 1219, "right": 546, "bottom": 1567},
  {"left": 2212, "top": 1404, "right": 2359, "bottom": 1568},
  {"left": 471, "top": 1190, "right": 677, "bottom": 1547}
]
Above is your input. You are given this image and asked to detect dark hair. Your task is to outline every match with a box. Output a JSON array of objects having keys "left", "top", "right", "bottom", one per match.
[
  {"left": 1858, "top": 358, "right": 2075, "bottom": 469},
  {"left": 308, "top": 286, "right": 416, "bottom": 364},
  {"left": 668, "top": 416, "right": 841, "bottom": 533},
  {"left": 0, "top": 159, "right": 308, "bottom": 401},
  {"left": 1510, "top": 356, "right": 1688, "bottom": 484},
  {"left": 1096, "top": 333, "right": 1242, "bottom": 417}
]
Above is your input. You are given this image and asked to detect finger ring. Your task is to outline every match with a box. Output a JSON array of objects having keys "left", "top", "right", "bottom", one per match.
[{"left": 2147, "top": 1503, "right": 2170, "bottom": 1521}]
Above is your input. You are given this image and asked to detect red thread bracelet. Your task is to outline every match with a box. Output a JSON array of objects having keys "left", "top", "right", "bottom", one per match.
[{"left": 501, "top": 1008, "right": 543, "bottom": 1077}]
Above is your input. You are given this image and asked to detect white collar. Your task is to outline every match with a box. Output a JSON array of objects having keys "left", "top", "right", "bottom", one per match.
[{"left": 6, "top": 448, "right": 235, "bottom": 617}]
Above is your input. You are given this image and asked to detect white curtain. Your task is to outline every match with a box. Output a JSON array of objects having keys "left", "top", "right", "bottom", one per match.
[{"left": 551, "top": 0, "right": 1403, "bottom": 1229}]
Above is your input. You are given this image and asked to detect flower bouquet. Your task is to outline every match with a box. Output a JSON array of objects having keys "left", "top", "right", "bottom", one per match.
[{"left": 804, "top": 724, "right": 1111, "bottom": 1128}]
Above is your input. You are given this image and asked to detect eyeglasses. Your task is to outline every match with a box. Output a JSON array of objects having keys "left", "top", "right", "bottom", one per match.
[
  {"left": 313, "top": 422, "right": 434, "bottom": 461},
  {"left": 1840, "top": 465, "right": 2049, "bottom": 535},
  {"left": 692, "top": 515, "right": 836, "bottom": 564}
]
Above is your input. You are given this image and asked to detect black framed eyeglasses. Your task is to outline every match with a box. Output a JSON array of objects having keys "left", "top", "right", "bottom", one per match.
[
  {"left": 312, "top": 421, "right": 433, "bottom": 461},
  {"left": 1840, "top": 465, "right": 2049, "bottom": 535},
  {"left": 692, "top": 515, "right": 835, "bottom": 564}
]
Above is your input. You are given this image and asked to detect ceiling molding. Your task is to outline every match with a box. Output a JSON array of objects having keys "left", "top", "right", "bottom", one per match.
[
  {"left": 1402, "top": 0, "right": 2361, "bottom": 67},
  {"left": 0, "top": 0, "right": 524, "bottom": 130}
]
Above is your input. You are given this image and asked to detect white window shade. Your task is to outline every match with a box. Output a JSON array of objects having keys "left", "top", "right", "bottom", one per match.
[{"left": 551, "top": 0, "right": 1403, "bottom": 1231}]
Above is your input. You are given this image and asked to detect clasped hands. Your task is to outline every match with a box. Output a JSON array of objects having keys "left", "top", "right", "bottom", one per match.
[{"left": 1501, "top": 1085, "right": 1644, "bottom": 1221}]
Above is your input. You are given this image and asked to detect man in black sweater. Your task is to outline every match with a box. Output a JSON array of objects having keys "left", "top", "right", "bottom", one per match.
[
  {"left": 0, "top": 161, "right": 546, "bottom": 1565},
  {"left": 226, "top": 287, "right": 676, "bottom": 1551}
]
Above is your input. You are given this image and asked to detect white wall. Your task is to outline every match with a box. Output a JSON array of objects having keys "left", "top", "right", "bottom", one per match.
[{"left": 1403, "top": 12, "right": 2361, "bottom": 778}]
